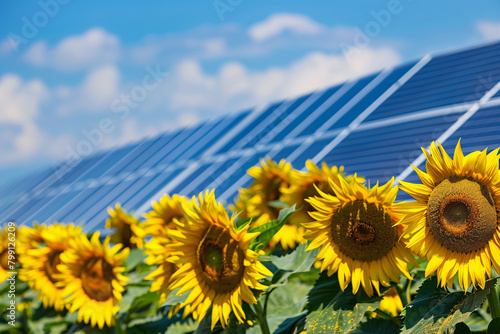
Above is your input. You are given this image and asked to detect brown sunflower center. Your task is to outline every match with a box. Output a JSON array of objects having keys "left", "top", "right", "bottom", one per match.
[
  {"left": 330, "top": 200, "right": 397, "bottom": 262},
  {"left": 118, "top": 221, "right": 134, "bottom": 248},
  {"left": 45, "top": 251, "right": 63, "bottom": 284},
  {"left": 197, "top": 226, "right": 245, "bottom": 293},
  {"left": 81, "top": 257, "right": 114, "bottom": 302},
  {"left": 427, "top": 177, "right": 498, "bottom": 253},
  {"left": 265, "top": 175, "right": 289, "bottom": 217},
  {"left": 0, "top": 250, "right": 10, "bottom": 271}
]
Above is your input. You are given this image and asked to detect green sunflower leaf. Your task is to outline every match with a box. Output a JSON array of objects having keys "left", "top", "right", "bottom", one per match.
[
  {"left": 305, "top": 272, "right": 382, "bottom": 334},
  {"left": 247, "top": 278, "right": 310, "bottom": 334},
  {"left": 124, "top": 248, "right": 147, "bottom": 271},
  {"left": 273, "top": 313, "right": 307, "bottom": 334},
  {"left": 235, "top": 216, "right": 255, "bottom": 231},
  {"left": 351, "top": 318, "right": 400, "bottom": 334},
  {"left": 161, "top": 287, "right": 190, "bottom": 307},
  {"left": 127, "top": 312, "right": 195, "bottom": 334},
  {"left": 401, "top": 276, "right": 497, "bottom": 334},
  {"left": 118, "top": 284, "right": 153, "bottom": 322},
  {"left": 249, "top": 205, "right": 296, "bottom": 252},
  {"left": 269, "top": 242, "right": 319, "bottom": 285}
]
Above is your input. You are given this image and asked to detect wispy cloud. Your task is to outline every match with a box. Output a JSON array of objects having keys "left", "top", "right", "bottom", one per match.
[
  {"left": 56, "top": 65, "right": 121, "bottom": 114},
  {"left": 0, "top": 74, "right": 73, "bottom": 165},
  {"left": 149, "top": 46, "right": 401, "bottom": 120},
  {"left": 476, "top": 21, "right": 500, "bottom": 40},
  {"left": 248, "top": 13, "right": 325, "bottom": 41},
  {"left": 22, "top": 28, "right": 121, "bottom": 71}
]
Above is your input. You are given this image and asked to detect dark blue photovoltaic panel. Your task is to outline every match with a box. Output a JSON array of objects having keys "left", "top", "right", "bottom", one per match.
[
  {"left": 213, "top": 151, "right": 267, "bottom": 202},
  {"left": 7, "top": 151, "right": 111, "bottom": 224},
  {"left": 440, "top": 106, "right": 500, "bottom": 155},
  {"left": 75, "top": 123, "right": 216, "bottom": 226},
  {"left": 214, "top": 103, "right": 281, "bottom": 154},
  {"left": 34, "top": 136, "right": 169, "bottom": 224},
  {"left": 239, "top": 97, "right": 312, "bottom": 150},
  {"left": 88, "top": 117, "right": 239, "bottom": 223},
  {"left": 322, "top": 112, "right": 464, "bottom": 185},
  {"left": 364, "top": 42, "right": 500, "bottom": 122},
  {"left": 267, "top": 88, "right": 337, "bottom": 144},
  {"left": 0, "top": 166, "right": 56, "bottom": 215},
  {"left": 188, "top": 157, "right": 243, "bottom": 197},
  {"left": 16, "top": 137, "right": 163, "bottom": 223},
  {"left": 296, "top": 73, "right": 379, "bottom": 138},
  {"left": 326, "top": 62, "right": 417, "bottom": 132},
  {"left": 62, "top": 124, "right": 205, "bottom": 225},
  {"left": 5, "top": 143, "right": 140, "bottom": 223},
  {"left": 125, "top": 167, "right": 184, "bottom": 211},
  {"left": 185, "top": 112, "right": 250, "bottom": 160}
]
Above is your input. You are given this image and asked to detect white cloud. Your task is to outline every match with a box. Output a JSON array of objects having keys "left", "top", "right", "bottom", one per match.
[
  {"left": 160, "top": 46, "right": 401, "bottom": 117},
  {"left": 56, "top": 64, "right": 121, "bottom": 114},
  {"left": 0, "top": 74, "right": 69, "bottom": 164},
  {"left": 23, "top": 28, "right": 120, "bottom": 71},
  {"left": 0, "top": 74, "right": 48, "bottom": 125},
  {"left": 476, "top": 21, "right": 500, "bottom": 40},
  {"left": 128, "top": 15, "right": 358, "bottom": 64},
  {"left": 248, "top": 13, "right": 325, "bottom": 41},
  {"left": 80, "top": 65, "right": 120, "bottom": 110}
]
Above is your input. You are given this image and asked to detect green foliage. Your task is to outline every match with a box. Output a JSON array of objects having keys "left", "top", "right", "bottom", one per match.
[
  {"left": 269, "top": 242, "right": 319, "bottom": 285},
  {"left": 249, "top": 205, "right": 296, "bottom": 252},
  {"left": 124, "top": 248, "right": 147, "bottom": 271},
  {"left": 305, "top": 272, "right": 383, "bottom": 334},
  {"left": 351, "top": 318, "right": 400, "bottom": 334},
  {"left": 235, "top": 216, "right": 255, "bottom": 231},
  {"left": 401, "top": 277, "right": 498, "bottom": 334}
]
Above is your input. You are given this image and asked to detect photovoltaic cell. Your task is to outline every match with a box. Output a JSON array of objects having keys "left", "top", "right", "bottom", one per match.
[
  {"left": 322, "top": 112, "right": 464, "bottom": 184},
  {"left": 213, "top": 103, "right": 282, "bottom": 154},
  {"left": 296, "top": 73, "right": 379, "bottom": 137},
  {"left": 267, "top": 89, "right": 334, "bottom": 144},
  {"left": 364, "top": 41, "right": 500, "bottom": 122}
]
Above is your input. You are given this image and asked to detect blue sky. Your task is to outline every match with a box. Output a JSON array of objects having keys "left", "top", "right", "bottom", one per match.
[{"left": 0, "top": 0, "right": 499, "bottom": 185}]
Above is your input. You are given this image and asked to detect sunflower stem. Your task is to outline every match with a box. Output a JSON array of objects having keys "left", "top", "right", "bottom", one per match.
[
  {"left": 488, "top": 285, "right": 500, "bottom": 319},
  {"left": 263, "top": 288, "right": 275, "bottom": 317},
  {"left": 254, "top": 300, "right": 271, "bottom": 334}
]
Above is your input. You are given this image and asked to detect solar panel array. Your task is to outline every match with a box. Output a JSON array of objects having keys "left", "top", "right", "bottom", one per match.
[{"left": 2, "top": 41, "right": 500, "bottom": 231}]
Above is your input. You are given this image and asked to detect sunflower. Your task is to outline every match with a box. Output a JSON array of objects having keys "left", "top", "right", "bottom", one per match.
[
  {"left": 304, "top": 175, "right": 418, "bottom": 297},
  {"left": 282, "top": 160, "right": 365, "bottom": 226},
  {"left": 397, "top": 140, "right": 500, "bottom": 290},
  {"left": 17, "top": 223, "right": 46, "bottom": 257},
  {"left": 19, "top": 224, "right": 82, "bottom": 311},
  {"left": 106, "top": 204, "right": 145, "bottom": 249},
  {"left": 0, "top": 227, "right": 16, "bottom": 283},
  {"left": 57, "top": 232, "right": 130, "bottom": 329},
  {"left": 143, "top": 194, "right": 191, "bottom": 305},
  {"left": 245, "top": 158, "right": 292, "bottom": 219},
  {"left": 143, "top": 194, "right": 190, "bottom": 238},
  {"left": 167, "top": 190, "right": 272, "bottom": 330},
  {"left": 379, "top": 287, "right": 403, "bottom": 316},
  {"left": 235, "top": 158, "right": 302, "bottom": 250},
  {"left": 144, "top": 233, "right": 179, "bottom": 305}
]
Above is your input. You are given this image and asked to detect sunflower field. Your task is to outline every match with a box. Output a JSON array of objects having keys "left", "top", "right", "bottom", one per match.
[{"left": 2, "top": 140, "right": 500, "bottom": 334}]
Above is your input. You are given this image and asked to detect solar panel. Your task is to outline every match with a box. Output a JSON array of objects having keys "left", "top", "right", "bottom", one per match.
[{"left": 2, "top": 41, "right": 500, "bottom": 230}]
